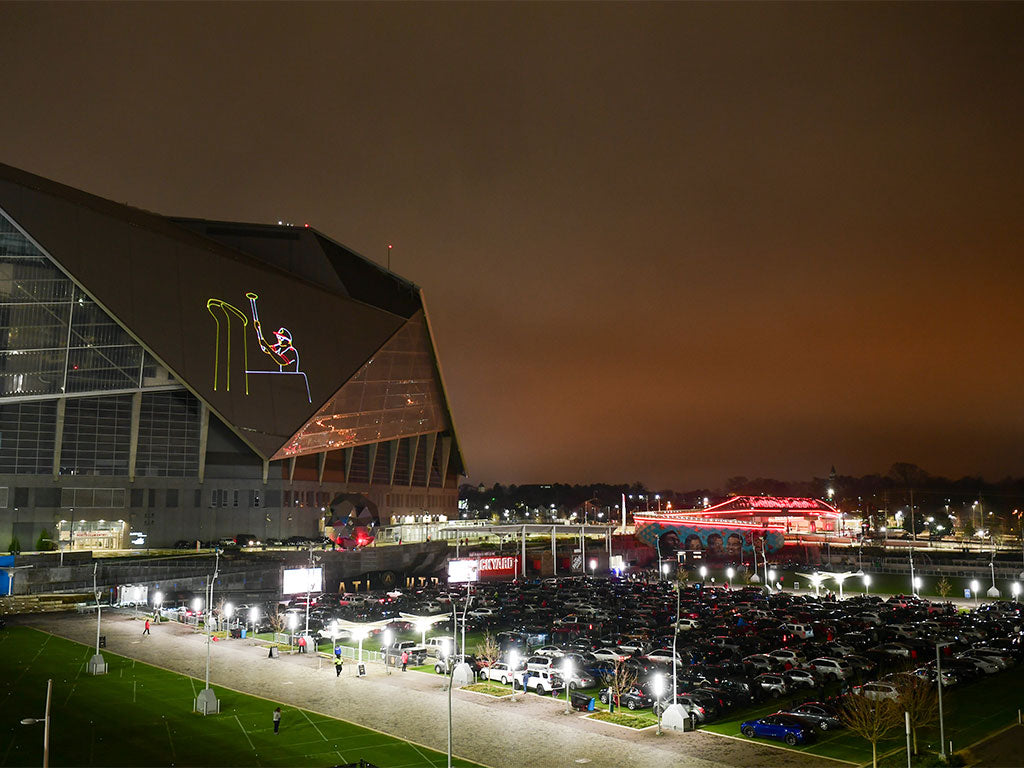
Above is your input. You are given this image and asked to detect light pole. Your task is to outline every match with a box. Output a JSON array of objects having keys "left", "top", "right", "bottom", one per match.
[
  {"left": 153, "top": 591, "right": 163, "bottom": 620},
  {"left": 936, "top": 642, "right": 951, "bottom": 761},
  {"left": 699, "top": 565, "right": 707, "bottom": 583},
  {"left": 87, "top": 563, "right": 107, "bottom": 675},
  {"left": 224, "top": 602, "right": 233, "bottom": 634},
  {"left": 971, "top": 579, "right": 980, "bottom": 608},
  {"left": 509, "top": 650, "right": 519, "bottom": 697},
  {"left": 1013, "top": 582, "right": 1021, "bottom": 603},
  {"left": 562, "top": 658, "right": 573, "bottom": 715},
  {"left": 863, "top": 574, "right": 871, "bottom": 595},
  {"left": 726, "top": 567, "right": 735, "bottom": 588},
  {"left": 287, "top": 612, "right": 298, "bottom": 648},
  {"left": 196, "top": 572, "right": 220, "bottom": 715},
  {"left": 913, "top": 576, "right": 922, "bottom": 597},
  {"left": 652, "top": 674, "right": 665, "bottom": 735},
  {"left": 382, "top": 629, "right": 393, "bottom": 675},
  {"left": 590, "top": 558, "right": 597, "bottom": 578},
  {"left": 909, "top": 546, "right": 916, "bottom": 596},
  {"left": 249, "top": 606, "right": 259, "bottom": 637},
  {"left": 20, "top": 678, "right": 51, "bottom": 768}
]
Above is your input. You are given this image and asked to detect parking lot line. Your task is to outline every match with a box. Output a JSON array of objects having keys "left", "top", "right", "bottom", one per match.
[{"left": 699, "top": 728, "right": 858, "bottom": 764}]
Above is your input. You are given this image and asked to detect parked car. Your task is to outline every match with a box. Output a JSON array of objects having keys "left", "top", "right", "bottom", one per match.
[
  {"left": 754, "top": 673, "right": 789, "bottom": 698},
  {"left": 741, "top": 714, "right": 815, "bottom": 746},
  {"left": 514, "top": 669, "right": 564, "bottom": 695},
  {"left": 808, "top": 657, "right": 853, "bottom": 680},
  {"left": 479, "top": 662, "right": 520, "bottom": 685},
  {"left": 782, "top": 701, "right": 843, "bottom": 732},
  {"left": 424, "top": 636, "right": 454, "bottom": 657},
  {"left": 783, "top": 668, "right": 819, "bottom": 689},
  {"left": 853, "top": 681, "right": 899, "bottom": 701},
  {"left": 598, "top": 685, "right": 654, "bottom": 710}
]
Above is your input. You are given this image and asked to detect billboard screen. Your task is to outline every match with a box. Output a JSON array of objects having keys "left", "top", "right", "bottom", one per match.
[
  {"left": 447, "top": 559, "right": 479, "bottom": 583},
  {"left": 282, "top": 567, "right": 323, "bottom": 595}
]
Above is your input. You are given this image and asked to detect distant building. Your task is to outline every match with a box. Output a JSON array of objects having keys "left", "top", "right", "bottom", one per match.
[{"left": 0, "top": 163, "right": 464, "bottom": 549}]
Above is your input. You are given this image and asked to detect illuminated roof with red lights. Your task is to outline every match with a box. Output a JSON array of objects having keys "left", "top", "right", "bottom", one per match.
[{"left": 634, "top": 495, "right": 840, "bottom": 524}]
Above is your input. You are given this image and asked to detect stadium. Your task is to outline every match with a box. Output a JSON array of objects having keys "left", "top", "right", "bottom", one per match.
[{"left": 0, "top": 163, "right": 465, "bottom": 553}]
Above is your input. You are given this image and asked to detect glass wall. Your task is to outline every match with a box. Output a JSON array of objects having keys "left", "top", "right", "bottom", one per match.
[{"left": 0, "top": 211, "right": 175, "bottom": 398}]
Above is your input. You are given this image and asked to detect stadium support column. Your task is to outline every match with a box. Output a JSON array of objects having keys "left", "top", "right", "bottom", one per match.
[
  {"left": 318, "top": 452, "right": 327, "bottom": 485},
  {"left": 52, "top": 397, "right": 66, "bottom": 480},
  {"left": 522, "top": 525, "right": 527, "bottom": 578},
  {"left": 198, "top": 404, "right": 209, "bottom": 484},
  {"left": 551, "top": 526, "right": 556, "bottom": 576},
  {"left": 128, "top": 392, "right": 141, "bottom": 482}
]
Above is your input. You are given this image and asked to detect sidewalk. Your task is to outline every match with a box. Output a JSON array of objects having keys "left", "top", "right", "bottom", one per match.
[{"left": 19, "top": 612, "right": 827, "bottom": 768}]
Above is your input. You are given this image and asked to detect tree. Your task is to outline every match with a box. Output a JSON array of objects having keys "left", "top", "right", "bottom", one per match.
[
  {"left": 475, "top": 632, "right": 500, "bottom": 677},
  {"left": 6, "top": 536, "right": 20, "bottom": 555},
  {"left": 268, "top": 605, "right": 286, "bottom": 636},
  {"left": 841, "top": 693, "right": 901, "bottom": 768},
  {"left": 896, "top": 674, "right": 939, "bottom": 755},
  {"left": 936, "top": 576, "right": 952, "bottom": 598},
  {"left": 601, "top": 656, "right": 638, "bottom": 713},
  {"left": 36, "top": 529, "right": 54, "bottom": 552}
]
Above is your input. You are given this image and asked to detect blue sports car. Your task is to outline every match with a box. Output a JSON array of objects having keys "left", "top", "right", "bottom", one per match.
[{"left": 740, "top": 714, "right": 814, "bottom": 746}]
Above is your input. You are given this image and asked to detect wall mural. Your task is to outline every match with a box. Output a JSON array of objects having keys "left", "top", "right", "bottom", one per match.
[
  {"left": 635, "top": 521, "right": 785, "bottom": 562},
  {"left": 206, "top": 292, "right": 311, "bottom": 403}
]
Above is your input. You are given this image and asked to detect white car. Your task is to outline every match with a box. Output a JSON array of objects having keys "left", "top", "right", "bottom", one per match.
[
  {"left": 533, "top": 645, "right": 565, "bottom": 658},
  {"left": 479, "top": 662, "right": 520, "bottom": 685},
  {"left": 956, "top": 653, "right": 1000, "bottom": 674},
  {"left": 592, "top": 647, "right": 628, "bottom": 662},
  {"left": 525, "top": 655, "right": 557, "bottom": 672},
  {"left": 967, "top": 647, "right": 1014, "bottom": 670},
  {"left": 809, "top": 657, "right": 853, "bottom": 680},
  {"left": 467, "top": 607, "right": 497, "bottom": 619},
  {"left": 769, "top": 648, "right": 807, "bottom": 667},
  {"left": 424, "top": 636, "right": 454, "bottom": 657},
  {"left": 513, "top": 669, "right": 565, "bottom": 694},
  {"left": 854, "top": 681, "right": 899, "bottom": 701},
  {"left": 647, "top": 649, "right": 683, "bottom": 664},
  {"left": 675, "top": 618, "right": 701, "bottom": 631}
]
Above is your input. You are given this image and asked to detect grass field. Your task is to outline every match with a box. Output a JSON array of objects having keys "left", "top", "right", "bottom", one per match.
[{"left": 0, "top": 626, "right": 481, "bottom": 768}]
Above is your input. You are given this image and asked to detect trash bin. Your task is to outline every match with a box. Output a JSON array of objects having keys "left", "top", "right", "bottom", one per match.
[
  {"left": 570, "top": 692, "right": 594, "bottom": 712},
  {"left": 240, "top": 628, "right": 247, "bottom": 639},
  {"left": 98, "top": 635, "right": 106, "bottom": 648}
]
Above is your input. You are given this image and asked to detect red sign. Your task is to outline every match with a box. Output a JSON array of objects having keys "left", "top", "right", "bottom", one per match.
[{"left": 477, "top": 556, "right": 520, "bottom": 580}]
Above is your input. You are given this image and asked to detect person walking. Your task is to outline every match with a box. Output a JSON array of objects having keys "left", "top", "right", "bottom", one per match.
[
  {"left": 142, "top": 618, "right": 151, "bottom": 635},
  {"left": 401, "top": 650, "right": 409, "bottom": 672},
  {"left": 334, "top": 655, "right": 344, "bottom": 677},
  {"left": 272, "top": 707, "right": 282, "bottom": 734},
  {"left": 298, "top": 634, "right": 307, "bottom": 654}
]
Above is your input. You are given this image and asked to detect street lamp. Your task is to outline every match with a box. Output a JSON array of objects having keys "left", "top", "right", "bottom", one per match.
[
  {"left": 970, "top": 580, "right": 980, "bottom": 607},
  {"left": 936, "top": 642, "right": 952, "bottom": 761},
  {"left": 589, "top": 558, "right": 597, "bottom": 577},
  {"left": 1013, "top": 582, "right": 1021, "bottom": 603},
  {"left": 699, "top": 566, "right": 707, "bottom": 581},
  {"left": 726, "top": 567, "right": 735, "bottom": 584},
  {"left": 661, "top": 562, "right": 670, "bottom": 579},
  {"left": 249, "top": 606, "right": 259, "bottom": 636},
  {"left": 20, "top": 678, "right": 52, "bottom": 768},
  {"left": 287, "top": 612, "right": 298, "bottom": 647},
  {"left": 863, "top": 574, "right": 871, "bottom": 595},
  {"left": 382, "top": 629, "right": 393, "bottom": 675},
  {"left": 652, "top": 674, "right": 665, "bottom": 735},
  {"left": 509, "top": 650, "right": 520, "bottom": 698},
  {"left": 767, "top": 569, "right": 776, "bottom": 589},
  {"left": 562, "top": 658, "right": 573, "bottom": 714}
]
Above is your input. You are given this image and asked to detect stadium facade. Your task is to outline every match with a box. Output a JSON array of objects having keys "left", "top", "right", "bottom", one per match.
[{"left": 0, "top": 163, "right": 464, "bottom": 550}]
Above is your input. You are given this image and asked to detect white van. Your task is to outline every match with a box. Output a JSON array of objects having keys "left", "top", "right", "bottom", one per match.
[
  {"left": 781, "top": 623, "right": 815, "bottom": 639},
  {"left": 425, "top": 636, "right": 453, "bottom": 657}
]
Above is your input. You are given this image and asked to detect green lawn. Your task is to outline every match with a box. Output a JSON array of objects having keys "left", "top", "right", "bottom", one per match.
[
  {"left": 0, "top": 626, "right": 481, "bottom": 768},
  {"left": 700, "top": 664, "right": 1024, "bottom": 764}
]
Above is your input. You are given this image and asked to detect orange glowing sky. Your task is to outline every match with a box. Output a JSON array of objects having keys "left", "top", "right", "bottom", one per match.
[{"left": 2, "top": 2, "right": 1022, "bottom": 488}]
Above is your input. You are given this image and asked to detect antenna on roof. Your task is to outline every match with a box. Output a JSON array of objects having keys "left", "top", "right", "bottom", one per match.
[{"left": 387, "top": 243, "right": 393, "bottom": 272}]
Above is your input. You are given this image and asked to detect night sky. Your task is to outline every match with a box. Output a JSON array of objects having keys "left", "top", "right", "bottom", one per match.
[{"left": 2, "top": 3, "right": 1023, "bottom": 489}]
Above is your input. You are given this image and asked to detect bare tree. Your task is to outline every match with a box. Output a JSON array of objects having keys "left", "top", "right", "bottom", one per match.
[
  {"left": 602, "top": 656, "right": 638, "bottom": 713},
  {"left": 475, "top": 632, "right": 501, "bottom": 679},
  {"left": 841, "top": 694, "right": 902, "bottom": 768},
  {"left": 267, "top": 605, "right": 285, "bottom": 635},
  {"left": 896, "top": 674, "right": 939, "bottom": 755},
  {"left": 936, "top": 577, "right": 952, "bottom": 599}
]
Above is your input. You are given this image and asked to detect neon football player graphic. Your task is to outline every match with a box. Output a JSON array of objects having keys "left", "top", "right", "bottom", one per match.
[{"left": 206, "top": 292, "right": 311, "bottom": 403}]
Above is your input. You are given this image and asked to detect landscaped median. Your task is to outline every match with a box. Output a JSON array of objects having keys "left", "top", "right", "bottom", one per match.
[
  {"left": 462, "top": 681, "right": 514, "bottom": 697},
  {"left": 585, "top": 711, "right": 654, "bottom": 729}
]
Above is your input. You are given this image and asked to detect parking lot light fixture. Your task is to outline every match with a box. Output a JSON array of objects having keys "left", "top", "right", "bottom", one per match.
[
  {"left": 660, "top": 562, "right": 669, "bottom": 578},
  {"left": 287, "top": 612, "right": 298, "bottom": 646},
  {"left": 863, "top": 574, "right": 871, "bottom": 594},
  {"left": 192, "top": 597, "right": 202, "bottom": 614},
  {"left": 382, "top": 629, "right": 393, "bottom": 674},
  {"left": 971, "top": 580, "right": 980, "bottom": 607},
  {"left": 913, "top": 576, "right": 922, "bottom": 594},
  {"left": 223, "top": 603, "right": 233, "bottom": 623},
  {"left": 153, "top": 591, "right": 163, "bottom": 617},
  {"left": 249, "top": 606, "right": 259, "bottom": 635},
  {"left": 562, "top": 659, "right": 573, "bottom": 714},
  {"left": 652, "top": 674, "right": 665, "bottom": 735},
  {"left": 1013, "top": 582, "right": 1021, "bottom": 603},
  {"left": 589, "top": 559, "right": 597, "bottom": 577},
  {"left": 20, "top": 678, "right": 51, "bottom": 768},
  {"left": 509, "top": 650, "right": 520, "bottom": 697},
  {"left": 699, "top": 566, "right": 707, "bottom": 580},
  {"left": 726, "top": 567, "right": 735, "bottom": 583}
]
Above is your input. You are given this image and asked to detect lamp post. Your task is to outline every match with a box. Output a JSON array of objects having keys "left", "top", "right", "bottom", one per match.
[
  {"left": 562, "top": 658, "right": 573, "bottom": 714},
  {"left": 971, "top": 580, "right": 980, "bottom": 608},
  {"left": 224, "top": 602, "right": 233, "bottom": 635},
  {"left": 153, "top": 591, "right": 163, "bottom": 620},
  {"left": 590, "top": 558, "right": 597, "bottom": 578},
  {"left": 20, "top": 678, "right": 51, "bottom": 768},
  {"left": 382, "top": 629, "right": 393, "bottom": 675},
  {"left": 913, "top": 576, "right": 922, "bottom": 597},
  {"left": 863, "top": 574, "right": 871, "bottom": 595},
  {"left": 726, "top": 567, "right": 735, "bottom": 588},
  {"left": 1013, "top": 582, "right": 1021, "bottom": 603},
  {"left": 249, "top": 606, "right": 259, "bottom": 636},
  {"left": 699, "top": 565, "right": 707, "bottom": 582},
  {"left": 936, "top": 642, "right": 951, "bottom": 761},
  {"left": 287, "top": 612, "right": 298, "bottom": 648},
  {"left": 509, "top": 650, "right": 520, "bottom": 698},
  {"left": 87, "top": 563, "right": 107, "bottom": 675},
  {"left": 652, "top": 674, "right": 665, "bottom": 735},
  {"left": 196, "top": 571, "right": 220, "bottom": 715}
]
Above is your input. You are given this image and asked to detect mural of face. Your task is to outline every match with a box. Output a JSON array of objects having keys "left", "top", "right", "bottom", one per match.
[
  {"left": 685, "top": 534, "right": 703, "bottom": 551},
  {"left": 727, "top": 533, "right": 744, "bottom": 558},
  {"left": 707, "top": 532, "right": 724, "bottom": 556},
  {"left": 659, "top": 530, "right": 681, "bottom": 553}
]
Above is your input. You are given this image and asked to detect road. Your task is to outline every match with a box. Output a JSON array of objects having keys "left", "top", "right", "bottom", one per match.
[{"left": 16, "top": 612, "right": 836, "bottom": 768}]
